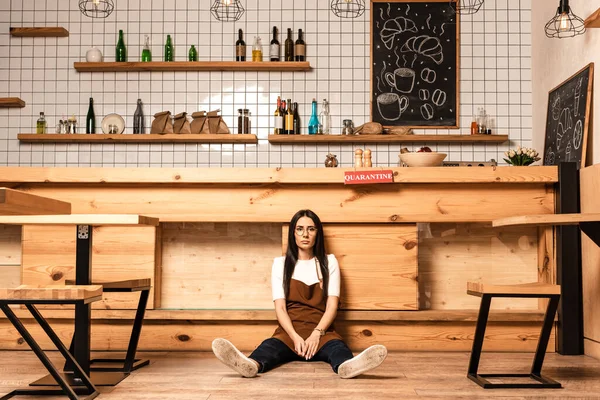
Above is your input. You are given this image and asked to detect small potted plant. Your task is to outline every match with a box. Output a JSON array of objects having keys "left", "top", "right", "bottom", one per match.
[{"left": 504, "top": 146, "right": 540, "bottom": 166}]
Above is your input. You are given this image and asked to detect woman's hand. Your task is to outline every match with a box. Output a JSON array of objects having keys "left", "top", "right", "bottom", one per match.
[
  {"left": 292, "top": 334, "right": 306, "bottom": 357},
  {"left": 303, "top": 330, "right": 321, "bottom": 360}
]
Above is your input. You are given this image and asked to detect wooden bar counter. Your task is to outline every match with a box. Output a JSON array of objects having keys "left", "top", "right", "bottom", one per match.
[{"left": 0, "top": 166, "right": 559, "bottom": 352}]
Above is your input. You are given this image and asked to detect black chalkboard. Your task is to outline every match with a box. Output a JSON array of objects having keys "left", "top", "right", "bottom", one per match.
[
  {"left": 371, "top": 1, "right": 459, "bottom": 128},
  {"left": 543, "top": 63, "right": 594, "bottom": 170}
]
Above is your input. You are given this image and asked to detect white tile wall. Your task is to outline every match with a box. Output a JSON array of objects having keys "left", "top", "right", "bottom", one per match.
[{"left": 0, "top": 0, "right": 531, "bottom": 167}]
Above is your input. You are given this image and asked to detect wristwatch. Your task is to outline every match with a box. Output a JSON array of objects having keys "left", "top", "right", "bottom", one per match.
[{"left": 314, "top": 328, "right": 326, "bottom": 336}]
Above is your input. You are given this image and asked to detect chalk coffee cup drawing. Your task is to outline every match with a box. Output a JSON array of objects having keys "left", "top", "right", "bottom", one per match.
[
  {"left": 384, "top": 68, "right": 416, "bottom": 94},
  {"left": 377, "top": 93, "right": 409, "bottom": 121}
]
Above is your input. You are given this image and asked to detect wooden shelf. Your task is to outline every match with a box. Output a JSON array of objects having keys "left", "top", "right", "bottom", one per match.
[
  {"left": 0, "top": 309, "right": 547, "bottom": 323},
  {"left": 74, "top": 61, "right": 311, "bottom": 72},
  {"left": 493, "top": 213, "right": 600, "bottom": 228},
  {"left": 268, "top": 134, "right": 509, "bottom": 144},
  {"left": 585, "top": 8, "right": 600, "bottom": 28},
  {"left": 17, "top": 133, "right": 258, "bottom": 144},
  {"left": 10, "top": 27, "right": 69, "bottom": 37},
  {"left": 0, "top": 97, "right": 25, "bottom": 108},
  {"left": 0, "top": 188, "right": 71, "bottom": 216}
]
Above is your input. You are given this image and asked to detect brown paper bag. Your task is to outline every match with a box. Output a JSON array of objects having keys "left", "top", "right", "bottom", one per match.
[
  {"left": 206, "top": 110, "right": 230, "bottom": 134},
  {"left": 191, "top": 111, "right": 210, "bottom": 134},
  {"left": 151, "top": 111, "right": 173, "bottom": 134},
  {"left": 173, "top": 112, "right": 191, "bottom": 134}
]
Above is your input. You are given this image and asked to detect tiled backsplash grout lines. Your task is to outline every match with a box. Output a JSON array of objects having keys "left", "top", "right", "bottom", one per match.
[{"left": 0, "top": 0, "right": 531, "bottom": 167}]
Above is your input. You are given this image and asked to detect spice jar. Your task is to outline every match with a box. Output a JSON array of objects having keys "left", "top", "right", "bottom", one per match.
[
  {"left": 324, "top": 153, "right": 338, "bottom": 168},
  {"left": 237, "top": 109, "right": 251, "bottom": 134},
  {"left": 342, "top": 120, "right": 354, "bottom": 135}
]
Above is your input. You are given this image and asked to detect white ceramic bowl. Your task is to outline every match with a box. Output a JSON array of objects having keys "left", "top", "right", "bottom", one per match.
[{"left": 399, "top": 152, "right": 447, "bottom": 167}]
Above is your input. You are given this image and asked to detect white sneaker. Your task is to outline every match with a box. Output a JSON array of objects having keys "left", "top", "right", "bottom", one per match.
[
  {"left": 212, "top": 338, "right": 258, "bottom": 378},
  {"left": 338, "top": 345, "right": 388, "bottom": 379}
]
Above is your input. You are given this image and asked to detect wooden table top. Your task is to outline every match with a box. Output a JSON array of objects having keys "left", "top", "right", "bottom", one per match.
[
  {"left": 492, "top": 213, "right": 600, "bottom": 228},
  {"left": 0, "top": 214, "right": 159, "bottom": 226},
  {"left": 0, "top": 188, "right": 71, "bottom": 215}
]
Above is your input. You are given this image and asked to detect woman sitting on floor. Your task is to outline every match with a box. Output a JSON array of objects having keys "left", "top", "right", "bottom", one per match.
[{"left": 212, "top": 209, "right": 387, "bottom": 378}]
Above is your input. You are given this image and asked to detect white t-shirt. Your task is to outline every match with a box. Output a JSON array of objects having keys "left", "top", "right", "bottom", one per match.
[{"left": 271, "top": 254, "right": 341, "bottom": 301}]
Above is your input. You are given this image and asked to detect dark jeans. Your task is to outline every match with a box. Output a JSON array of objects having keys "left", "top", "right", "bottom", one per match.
[{"left": 249, "top": 338, "right": 353, "bottom": 374}]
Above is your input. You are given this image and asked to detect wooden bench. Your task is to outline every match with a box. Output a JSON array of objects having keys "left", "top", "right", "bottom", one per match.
[
  {"left": 0, "top": 285, "right": 102, "bottom": 400},
  {"left": 66, "top": 279, "right": 152, "bottom": 373},
  {"left": 466, "top": 282, "right": 561, "bottom": 389}
]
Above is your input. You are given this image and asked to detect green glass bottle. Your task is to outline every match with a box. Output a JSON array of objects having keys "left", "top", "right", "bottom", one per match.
[
  {"left": 116, "top": 30, "right": 127, "bottom": 62},
  {"left": 86, "top": 98, "right": 95, "bottom": 134},
  {"left": 165, "top": 35, "right": 174, "bottom": 62},
  {"left": 141, "top": 35, "right": 152, "bottom": 62},
  {"left": 189, "top": 45, "right": 198, "bottom": 61}
]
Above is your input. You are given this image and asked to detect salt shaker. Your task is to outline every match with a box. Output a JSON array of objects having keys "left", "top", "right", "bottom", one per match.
[
  {"left": 364, "top": 149, "right": 372, "bottom": 168},
  {"left": 354, "top": 149, "right": 363, "bottom": 168}
]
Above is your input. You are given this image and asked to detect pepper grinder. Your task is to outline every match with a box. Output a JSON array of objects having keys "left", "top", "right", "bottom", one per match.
[
  {"left": 364, "top": 149, "right": 372, "bottom": 168},
  {"left": 354, "top": 149, "right": 363, "bottom": 168}
]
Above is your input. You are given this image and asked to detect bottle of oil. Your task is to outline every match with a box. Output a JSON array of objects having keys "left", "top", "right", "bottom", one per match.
[
  {"left": 36, "top": 112, "right": 46, "bottom": 134},
  {"left": 252, "top": 36, "right": 263, "bottom": 62}
]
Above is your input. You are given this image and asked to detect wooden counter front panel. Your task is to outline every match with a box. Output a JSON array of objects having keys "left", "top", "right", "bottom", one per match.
[
  {"left": 160, "top": 223, "right": 282, "bottom": 309},
  {"left": 21, "top": 225, "right": 158, "bottom": 309},
  {"left": 22, "top": 184, "right": 554, "bottom": 223},
  {"left": 284, "top": 224, "right": 418, "bottom": 310},
  {"left": 0, "top": 319, "right": 554, "bottom": 352}
]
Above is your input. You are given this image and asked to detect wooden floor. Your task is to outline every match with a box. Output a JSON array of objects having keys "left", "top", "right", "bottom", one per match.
[{"left": 1, "top": 351, "right": 600, "bottom": 399}]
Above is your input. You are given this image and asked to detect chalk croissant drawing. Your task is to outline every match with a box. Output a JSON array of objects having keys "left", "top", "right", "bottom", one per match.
[
  {"left": 401, "top": 35, "right": 444, "bottom": 65},
  {"left": 556, "top": 107, "right": 573, "bottom": 150},
  {"left": 380, "top": 17, "right": 418, "bottom": 50}
]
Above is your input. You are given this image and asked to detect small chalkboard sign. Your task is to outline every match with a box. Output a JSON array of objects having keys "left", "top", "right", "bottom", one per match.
[
  {"left": 371, "top": 0, "right": 459, "bottom": 128},
  {"left": 543, "top": 63, "right": 594, "bottom": 170}
]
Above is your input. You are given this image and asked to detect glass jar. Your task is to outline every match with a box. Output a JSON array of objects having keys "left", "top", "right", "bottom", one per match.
[
  {"left": 342, "top": 119, "right": 354, "bottom": 135},
  {"left": 238, "top": 109, "right": 251, "bottom": 134}
]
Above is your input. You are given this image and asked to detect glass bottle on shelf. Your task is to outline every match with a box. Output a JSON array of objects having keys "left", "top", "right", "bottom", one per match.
[
  {"left": 164, "top": 35, "right": 174, "bottom": 62},
  {"left": 252, "top": 36, "right": 263, "bottom": 62},
  {"left": 293, "top": 102, "right": 300, "bottom": 135},
  {"left": 270, "top": 26, "right": 280, "bottom": 62},
  {"left": 189, "top": 45, "right": 198, "bottom": 61},
  {"left": 236, "top": 29, "right": 246, "bottom": 62},
  {"left": 319, "top": 99, "right": 331, "bottom": 134},
  {"left": 141, "top": 35, "right": 152, "bottom": 62},
  {"left": 295, "top": 29, "right": 305, "bottom": 62},
  {"left": 274, "top": 96, "right": 283, "bottom": 134},
  {"left": 86, "top": 97, "right": 95, "bottom": 134},
  {"left": 238, "top": 109, "right": 251, "bottom": 134},
  {"left": 133, "top": 99, "right": 145, "bottom": 134},
  {"left": 116, "top": 30, "right": 127, "bottom": 62},
  {"left": 285, "top": 99, "right": 294, "bottom": 134},
  {"left": 36, "top": 112, "right": 46, "bottom": 134},
  {"left": 308, "top": 98, "right": 320, "bottom": 135},
  {"left": 284, "top": 28, "right": 294, "bottom": 61}
]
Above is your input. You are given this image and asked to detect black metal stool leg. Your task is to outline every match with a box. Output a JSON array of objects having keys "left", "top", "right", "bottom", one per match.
[
  {"left": 531, "top": 295, "right": 561, "bottom": 381},
  {"left": 0, "top": 304, "right": 98, "bottom": 400},
  {"left": 90, "top": 289, "right": 150, "bottom": 373},
  {"left": 123, "top": 289, "right": 150, "bottom": 372},
  {"left": 467, "top": 294, "right": 492, "bottom": 386}
]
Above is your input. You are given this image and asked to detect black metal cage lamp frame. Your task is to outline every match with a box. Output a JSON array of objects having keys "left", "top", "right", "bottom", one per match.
[
  {"left": 452, "top": 0, "right": 485, "bottom": 15},
  {"left": 211, "top": 0, "right": 246, "bottom": 22},
  {"left": 79, "top": 0, "right": 114, "bottom": 19},
  {"left": 331, "top": 0, "right": 366, "bottom": 19},
  {"left": 545, "top": 0, "right": 586, "bottom": 39}
]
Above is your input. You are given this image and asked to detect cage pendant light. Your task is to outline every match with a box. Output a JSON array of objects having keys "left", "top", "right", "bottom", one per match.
[
  {"left": 331, "top": 0, "right": 366, "bottom": 19},
  {"left": 79, "top": 0, "right": 114, "bottom": 19},
  {"left": 545, "top": 0, "right": 585, "bottom": 39},
  {"left": 453, "top": 0, "right": 484, "bottom": 15},
  {"left": 211, "top": 0, "right": 245, "bottom": 22}
]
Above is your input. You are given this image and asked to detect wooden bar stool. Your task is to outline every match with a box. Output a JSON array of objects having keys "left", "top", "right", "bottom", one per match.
[
  {"left": 466, "top": 282, "right": 561, "bottom": 389},
  {"left": 0, "top": 285, "right": 102, "bottom": 400},
  {"left": 65, "top": 279, "right": 152, "bottom": 374}
]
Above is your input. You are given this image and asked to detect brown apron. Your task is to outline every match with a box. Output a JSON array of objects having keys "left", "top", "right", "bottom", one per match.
[{"left": 272, "top": 260, "right": 342, "bottom": 353}]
